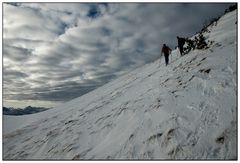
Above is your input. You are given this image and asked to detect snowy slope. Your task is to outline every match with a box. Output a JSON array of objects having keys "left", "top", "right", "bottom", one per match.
[{"left": 3, "top": 10, "right": 237, "bottom": 160}]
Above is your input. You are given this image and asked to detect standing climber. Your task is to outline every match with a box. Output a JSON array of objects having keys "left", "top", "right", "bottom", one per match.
[
  {"left": 161, "top": 44, "right": 172, "bottom": 66},
  {"left": 177, "top": 36, "right": 185, "bottom": 56}
]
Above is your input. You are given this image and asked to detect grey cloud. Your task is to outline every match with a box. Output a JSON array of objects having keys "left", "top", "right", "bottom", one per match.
[
  {"left": 6, "top": 82, "right": 99, "bottom": 102},
  {"left": 3, "top": 69, "right": 29, "bottom": 78},
  {"left": 4, "top": 38, "right": 52, "bottom": 50},
  {"left": 3, "top": 45, "right": 32, "bottom": 61}
]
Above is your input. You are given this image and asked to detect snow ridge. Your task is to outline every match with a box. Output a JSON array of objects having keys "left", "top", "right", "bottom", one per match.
[{"left": 3, "top": 10, "right": 237, "bottom": 160}]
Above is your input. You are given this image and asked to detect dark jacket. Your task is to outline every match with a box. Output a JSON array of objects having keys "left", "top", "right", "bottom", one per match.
[
  {"left": 162, "top": 45, "right": 171, "bottom": 55},
  {"left": 177, "top": 37, "right": 185, "bottom": 46}
]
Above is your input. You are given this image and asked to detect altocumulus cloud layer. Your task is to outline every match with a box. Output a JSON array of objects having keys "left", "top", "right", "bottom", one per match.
[{"left": 3, "top": 3, "right": 232, "bottom": 107}]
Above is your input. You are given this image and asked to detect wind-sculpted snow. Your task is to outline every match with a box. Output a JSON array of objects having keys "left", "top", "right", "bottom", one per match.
[{"left": 3, "top": 10, "right": 237, "bottom": 160}]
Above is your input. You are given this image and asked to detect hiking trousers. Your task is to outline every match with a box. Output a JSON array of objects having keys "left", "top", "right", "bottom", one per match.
[{"left": 164, "top": 53, "right": 169, "bottom": 66}]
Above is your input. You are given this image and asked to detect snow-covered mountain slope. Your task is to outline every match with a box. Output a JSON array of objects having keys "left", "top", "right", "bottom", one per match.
[{"left": 3, "top": 10, "right": 237, "bottom": 160}]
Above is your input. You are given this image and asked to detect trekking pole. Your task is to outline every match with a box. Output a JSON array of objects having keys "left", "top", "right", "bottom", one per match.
[
  {"left": 159, "top": 53, "right": 162, "bottom": 67},
  {"left": 159, "top": 56, "right": 161, "bottom": 67}
]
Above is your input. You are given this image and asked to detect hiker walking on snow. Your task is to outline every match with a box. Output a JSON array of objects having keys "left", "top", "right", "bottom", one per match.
[
  {"left": 161, "top": 44, "right": 172, "bottom": 66},
  {"left": 177, "top": 36, "right": 185, "bottom": 56}
]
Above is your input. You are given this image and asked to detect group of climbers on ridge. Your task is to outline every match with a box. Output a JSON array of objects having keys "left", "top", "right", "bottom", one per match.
[
  {"left": 161, "top": 36, "right": 185, "bottom": 66},
  {"left": 161, "top": 33, "right": 209, "bottom": 66}
]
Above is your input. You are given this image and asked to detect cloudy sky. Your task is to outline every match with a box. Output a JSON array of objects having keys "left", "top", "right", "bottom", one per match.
[{"left": 3, "top": 3, "right": 232, "bottom": 108}]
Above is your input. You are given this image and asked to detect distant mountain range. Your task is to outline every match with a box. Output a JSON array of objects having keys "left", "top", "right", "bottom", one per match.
[{"left": 3, "top": 106, "right": 50, "bottom": 116}]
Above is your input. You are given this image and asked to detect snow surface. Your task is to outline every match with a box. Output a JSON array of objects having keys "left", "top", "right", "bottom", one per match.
[{"left": 3, "top": 10, "right": 237, "bottom": 160}]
